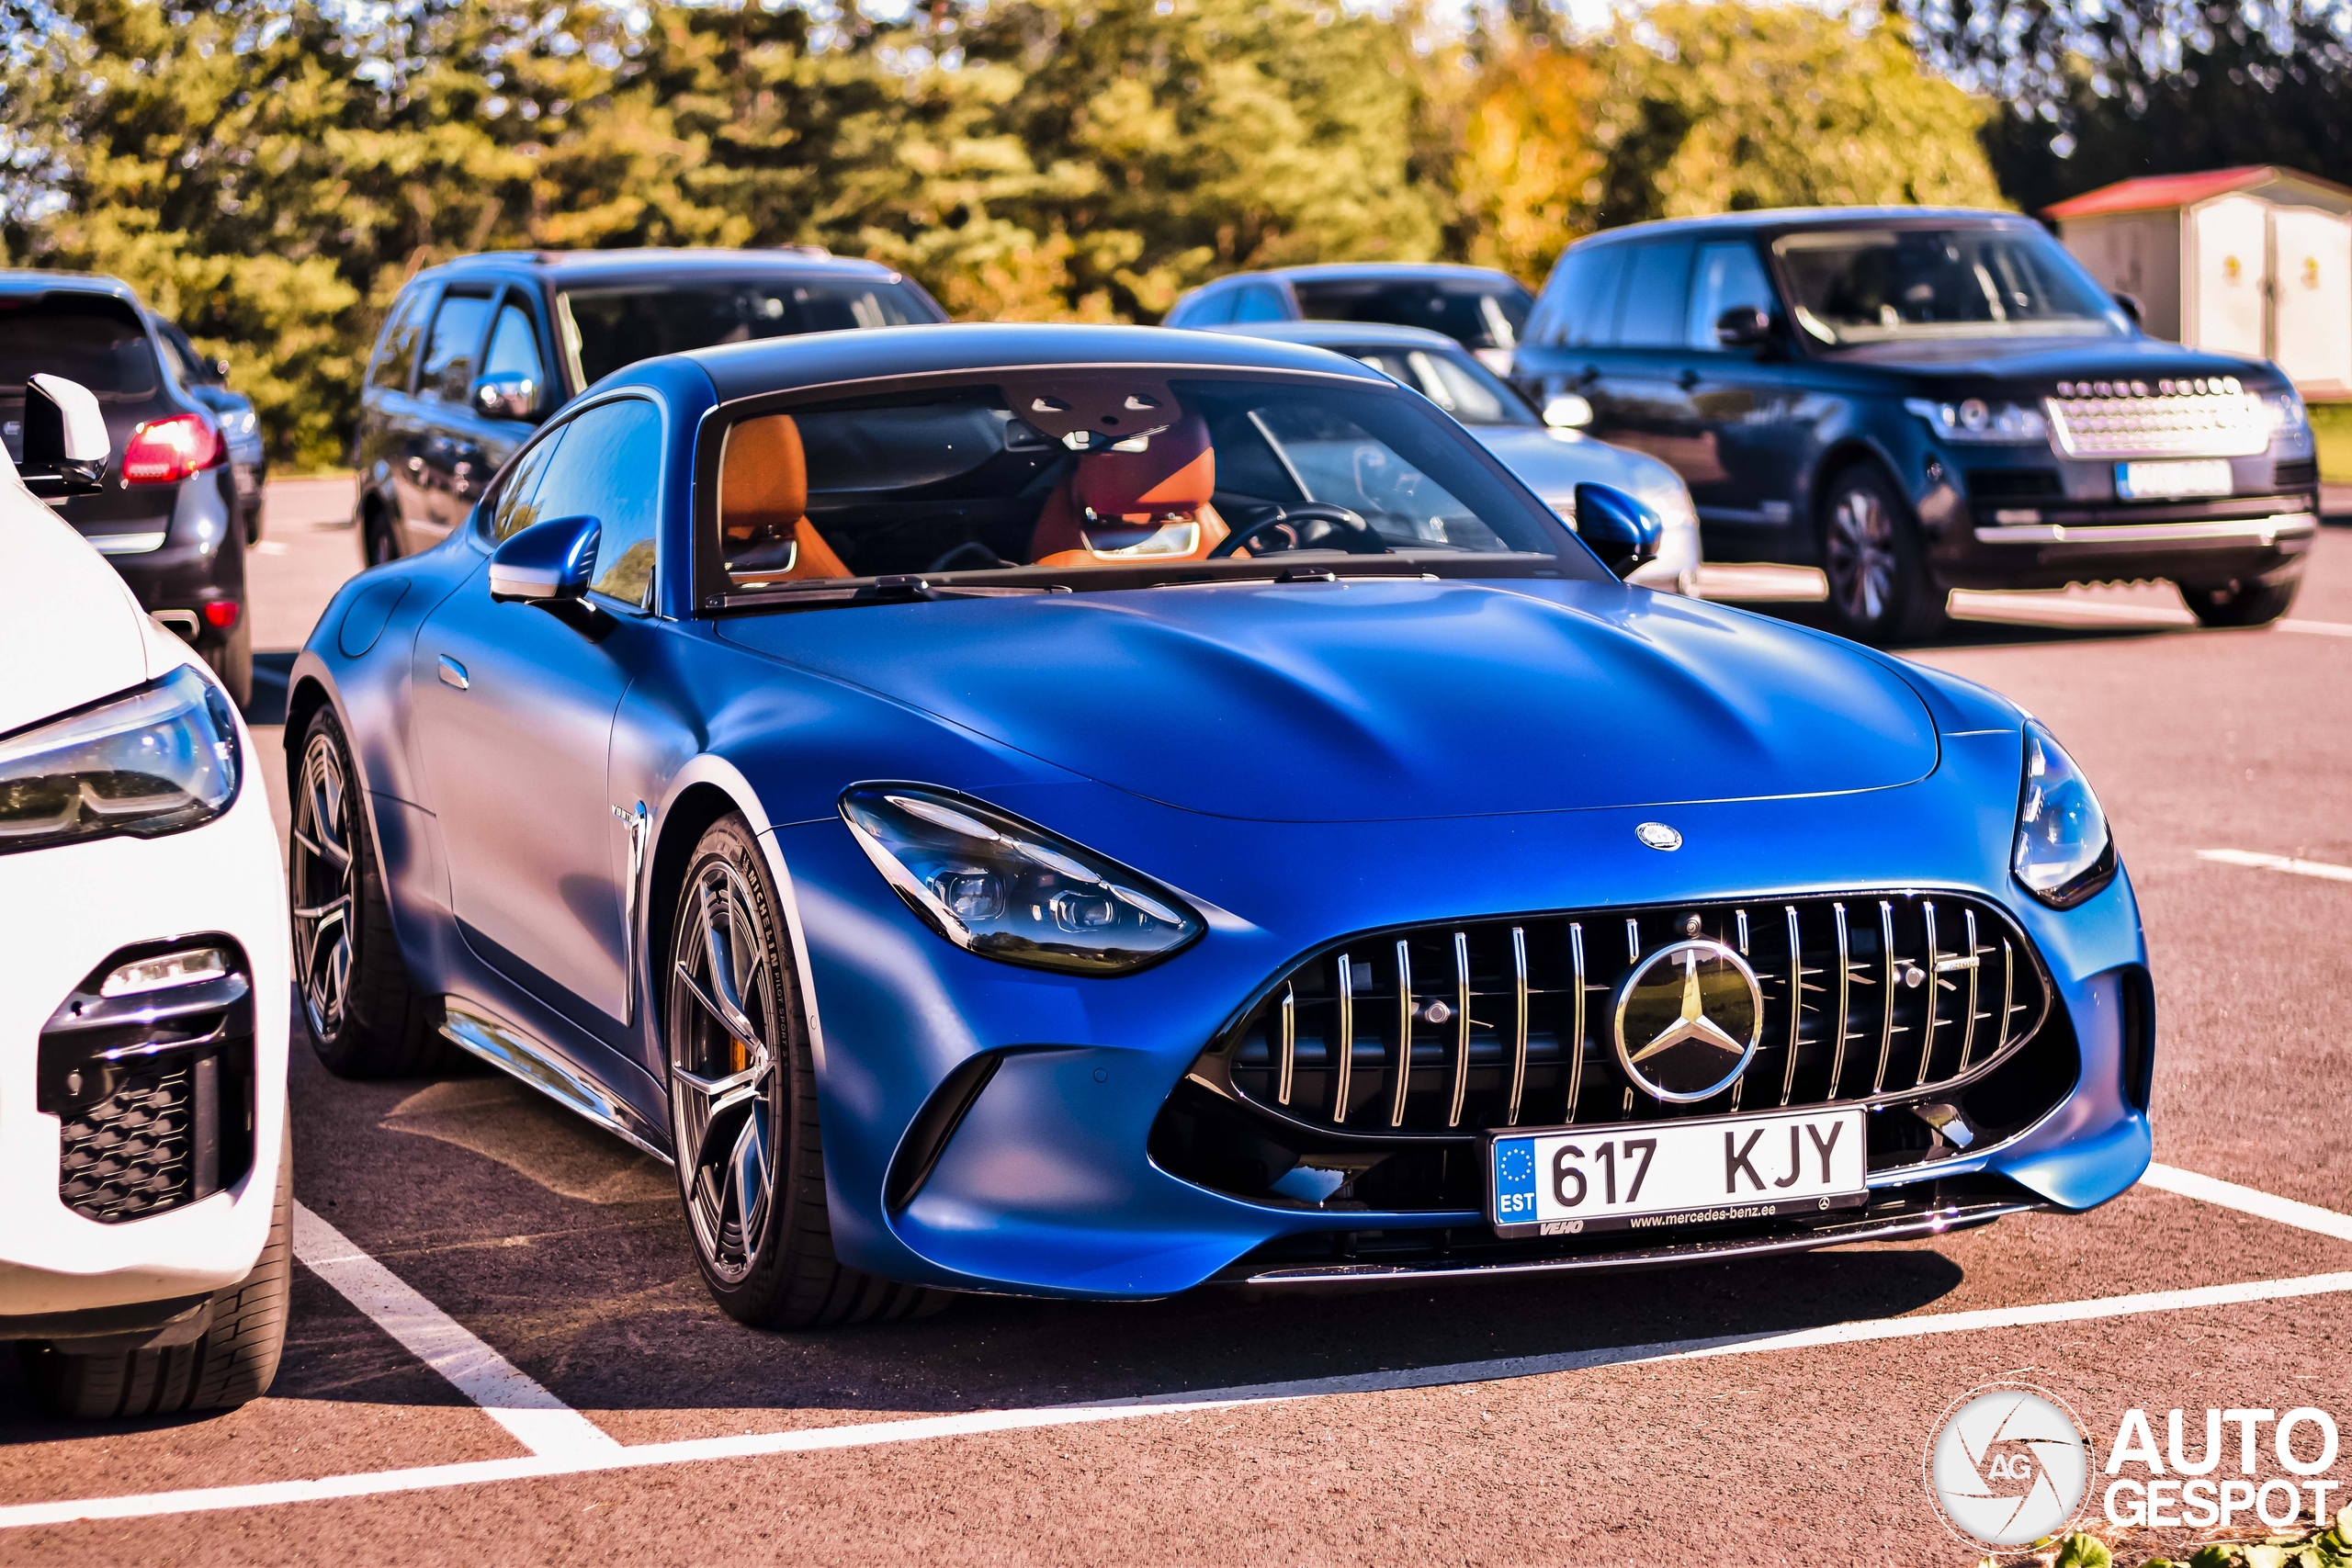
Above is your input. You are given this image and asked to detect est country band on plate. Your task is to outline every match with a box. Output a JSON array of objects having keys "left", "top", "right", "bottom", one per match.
[{"left": 1487, "top": 1106, "right": 1869, "bottom": 1238}]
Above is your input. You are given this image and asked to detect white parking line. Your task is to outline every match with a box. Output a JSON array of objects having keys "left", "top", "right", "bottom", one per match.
[
  {"left": 2139, "top": 1162, "right": 2352, "bottom": 1243},
  {"left": 291, "top": 1203, "right": 618, "bottom": 1459},
  {"left": 2284, "top": 618, "right": 2352, "bottom": 638},
  {"left": 1943, "top": 592, "right": 2352, "bottom": 638},
  {"left": 2198, "top": 848, "right": 2352, "bottom": 884},
  {"left": 7, "top": 1266, "right": 2352, "bottom": 1529}
]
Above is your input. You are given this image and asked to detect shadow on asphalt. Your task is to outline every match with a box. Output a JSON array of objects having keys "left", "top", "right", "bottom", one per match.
[{"left": 246, "top": 649, "right": 297, "bottom": 728}]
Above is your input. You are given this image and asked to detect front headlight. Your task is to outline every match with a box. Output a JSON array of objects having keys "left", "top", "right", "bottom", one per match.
[
  {"left": 1905, "top": 397, "right": 2049, "bottom": 444},
  {"left": 841, "top": 785, "right": 1203, "bottom": 976},
  {"left": 2011, "top": 721, "right": 2116, "bottom": 908},
  {"left": 0, "top": 665, "right": 243, "bottom": 854}
]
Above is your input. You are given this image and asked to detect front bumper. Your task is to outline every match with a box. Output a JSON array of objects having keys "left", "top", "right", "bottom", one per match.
[
  {"left": 778, "top": 727, "right": 2151, "bottom": 1301},
  {"left": 0, "top": 694, "right": 288, "bottom": 1318}
]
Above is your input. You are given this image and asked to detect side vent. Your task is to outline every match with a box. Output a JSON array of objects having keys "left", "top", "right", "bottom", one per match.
[{"left": 885, "top": 1052, "right": 1003, "bottom": 1212}]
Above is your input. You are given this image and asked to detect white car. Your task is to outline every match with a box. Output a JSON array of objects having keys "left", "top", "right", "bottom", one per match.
[
  {"left": 1204, "top": 321, "right": 1703, "bottom": 593},
  {"left": 0, "top": 376, "right": 290, "bottom": 1418}
]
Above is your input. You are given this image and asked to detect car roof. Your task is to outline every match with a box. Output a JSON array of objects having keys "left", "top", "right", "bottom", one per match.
[
  {"left": 432, "top": 247, "right": 910, "bottom": 285},
  {"left": 0, "top": 271, "right": 144, "bottom": 306},
  {"left": 1204, "top": 321, "right": 1467, "bottom": 352},
  {"left": 1211, "top": 262, "right": 1530, "bottom": 290},
  {"left": 1571, "top": 207, "right": 2039, "bottom": 247},
  {"left": 676, "top": 321, "right": 1396, "bottom": 404}
]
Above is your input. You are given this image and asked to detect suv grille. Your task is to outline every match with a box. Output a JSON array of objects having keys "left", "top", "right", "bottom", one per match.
[
  {"left": 1200, "top": 892, "right": 2049, "bottom": 1137},
  {"left": 2046, "top": 385, "right": 2268, "bottom": 460}
]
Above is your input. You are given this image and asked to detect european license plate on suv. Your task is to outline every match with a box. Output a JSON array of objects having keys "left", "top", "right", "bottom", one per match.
[
  {"left": 1487, "top": 1106, "right": 1867, "bottom": 1239},
  {"left": 2116, "top": 458, "right": 2233, "bottom": 501}
]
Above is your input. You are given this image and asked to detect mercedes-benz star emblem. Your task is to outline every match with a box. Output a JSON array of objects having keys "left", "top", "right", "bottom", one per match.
[
  {"left": 1635, "top": 822, "right": 1682, "bottom": 851},
  {"left": 1612, "top": 938, "right": 1764, "bottom": 1102}
]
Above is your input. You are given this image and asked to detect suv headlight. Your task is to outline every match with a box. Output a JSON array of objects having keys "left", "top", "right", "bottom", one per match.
[
  {"left": 1905, "top": 397, "right": 2049, "bottom": 444},
  {"left": 0, "top": 665, "right": 243, "bottom": 854},
  {"left": 2012, "top": 720, "right": 2116, "bottom": 908},
  {"left": 841, "top": 785, "right": 1204, "bottom": 976}
]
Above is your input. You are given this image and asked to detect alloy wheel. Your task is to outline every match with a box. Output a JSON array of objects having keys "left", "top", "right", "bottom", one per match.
[
  {"left": 668, "top": 860, "right": 784, "bottom": 1285},
  {"left": 1825, "top": 485, "right": 1898, "bottom": 626},
  {"left": 289, "top": 731, "right": 357, "bottom": 1040}
]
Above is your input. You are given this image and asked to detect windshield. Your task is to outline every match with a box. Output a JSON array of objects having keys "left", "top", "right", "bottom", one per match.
[
  {"left": 707, "top": 374, "right": 1586, "bottom": 597},
  {"left": 560, "top": 278, "right": 936, "bottom": 389},
  {"left": 0, "top": 293, "right": 162, "bottom": 401},
  {"left": 1295, "top": 280, "right": 1533, "bottom": 354},
  {"left": 1343, "top": 345, "right": 1538, "bottom": 426},
  {"left": 1773, "top": 226, "right": 2128, "bottom": 345}
]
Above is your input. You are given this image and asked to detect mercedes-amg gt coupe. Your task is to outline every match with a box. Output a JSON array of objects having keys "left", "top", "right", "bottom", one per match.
[{"left": 288, "top": 323, "right": 2151, "bottom": 1326}]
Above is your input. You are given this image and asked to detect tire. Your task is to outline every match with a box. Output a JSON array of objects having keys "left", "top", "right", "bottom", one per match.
[
  {"left": 1818, "top": 465, "right": 1950, "bottom": 644},
  {"left": 19, "top": 1137, "right": 293, "bottom": 1418},
  {"left": 363, "top": 503, "right": 402, "bottom": 566},
  {"left": 244, "top": 497, "right": 264, "bottom": 546},
  {"left": 291, "top": 705, "right": 448, "bottom": 1077},
  {"left": 204, "top": 618, "right": 253, "bottom": 712},
  {"left": 665, "top": 815, "right": 947, "bottom": 1329},
  {"left": 2182, "top": 574, "right": 2302, "bottom": 628}
]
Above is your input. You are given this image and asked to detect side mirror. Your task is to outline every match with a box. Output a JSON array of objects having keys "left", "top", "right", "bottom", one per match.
[
  {"left": 1573, "top": 483, "right": 1662, "bottom": 580},
  {"left": 470, "top": 373, "right": 543, "bottom": 423},
  {"left": 209, "top": 356, "right": 232, "bottom": 383},
  {"left": 1542, "top": 393, "right": 1594, "bottom": 430},
  {"left": 2111, "top": 291, "right": 2144, "bottom": 330},
  {"left": 1714, "top": 305, "right": 1772, "bottom": 349},
  {"left": 20, "top": 375, "right": 110, "bottom": 496},
  {"left": 489, "top": 513, "right": 599, "bottom": 603}
]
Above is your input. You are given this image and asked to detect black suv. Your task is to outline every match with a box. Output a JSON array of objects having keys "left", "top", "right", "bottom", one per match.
[
  {"left": 1511, "top": 209, "right": 2320, "bottom": 639},
  {"left": 0, "top": 274, "right": 254, "bottom": 703},
  {"left": 353, "top": 248, "right": 947, "bottom": 563}
]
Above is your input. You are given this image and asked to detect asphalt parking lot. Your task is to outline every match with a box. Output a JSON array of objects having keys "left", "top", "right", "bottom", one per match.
[{"left": 5, "top": 486, "right": 2350, "bottom": 1564}]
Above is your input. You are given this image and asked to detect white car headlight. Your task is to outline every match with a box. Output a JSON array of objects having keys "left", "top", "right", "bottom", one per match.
[
  {"left": 2012, "top": 721, "right": 2116, "bottom": 908},
  {"left": 1905, "top": 397, "right": 2049, "bottom": 445},
  {"left": 841, "top": 785, "right": 1202, "bottom": 975},
  {"left": 0, "top": 665, "right": 243, "bottom": 854}
]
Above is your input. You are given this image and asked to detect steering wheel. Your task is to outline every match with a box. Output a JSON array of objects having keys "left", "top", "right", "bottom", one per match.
[{"left": 1208, "top": 503, "right": 1388, "bottom": 558}]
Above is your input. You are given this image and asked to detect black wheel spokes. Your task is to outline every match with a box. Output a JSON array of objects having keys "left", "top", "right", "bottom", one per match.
[
  {"left": 670, "top": 863, "right": 780, "bottom": 1283},
  {"left": 290, "top": 737, "right": 356, "bottom": 1037}
]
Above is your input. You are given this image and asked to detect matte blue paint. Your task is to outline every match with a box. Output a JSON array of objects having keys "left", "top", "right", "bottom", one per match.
[{"left": 287, "top": 323, "right": 2154, "bottom": 1303}]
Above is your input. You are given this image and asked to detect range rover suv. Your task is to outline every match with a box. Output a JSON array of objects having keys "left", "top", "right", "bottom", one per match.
[
  {"left": 351, "top": 248, "right": 947, "bottom": 563},
  {"left": 1511, "top": 209, "right": 2319, "bottom": 640}
]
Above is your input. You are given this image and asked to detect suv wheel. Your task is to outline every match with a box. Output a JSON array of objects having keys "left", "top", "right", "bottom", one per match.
[
  {"left": 203, "top": 619, "right": 253, "bottom": 711},
  {"left": 1819, "top": 466, "right": 1949, "bottom": 644},
  {"left": 2182, "top": 574, "right": 2302, "bottom": 628},
  {"left": 291, "top": 706, "right": 448, "bottom": 1077},
  {"left": 666, "top": 815, "right": 948, "bottom": 1328},
  {"left": 19, "top": 1138, "right": 293, "bottom": 1418},
  {"left": 363, "top": 505, "right": 402, "bottom": 566}
]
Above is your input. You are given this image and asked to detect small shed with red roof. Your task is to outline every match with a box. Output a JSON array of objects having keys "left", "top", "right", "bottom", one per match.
[{"left": 2047, "top": 165, "right": 2352, "bottom": 394}]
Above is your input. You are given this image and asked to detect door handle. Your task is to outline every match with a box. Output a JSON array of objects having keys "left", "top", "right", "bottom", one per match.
[
  {"left": 437, "top": 654, "right": 469, "bottom": 691},
  {"left": 1678, "top": 369, "right": 1702, "bottom": 391}
]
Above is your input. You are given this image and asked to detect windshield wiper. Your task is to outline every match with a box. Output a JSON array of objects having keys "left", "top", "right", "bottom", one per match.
[{"left": 709, "top": 575, "right": 1069, "bottom": 613}]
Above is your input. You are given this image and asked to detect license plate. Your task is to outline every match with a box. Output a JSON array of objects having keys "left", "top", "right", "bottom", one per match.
[
  {"left": 2116, "top": 459, "right": 2233, "bottom": 501},
  {"left": 1487, "top": 1106, "right": 1867, "bottom": 1238}
]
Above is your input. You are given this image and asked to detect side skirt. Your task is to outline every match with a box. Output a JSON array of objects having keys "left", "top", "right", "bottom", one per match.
[{"left": 439, "top": 998, "right": 674, "bottom": 1166}]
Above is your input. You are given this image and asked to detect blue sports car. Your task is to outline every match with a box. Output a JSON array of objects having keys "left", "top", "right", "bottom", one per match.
[{"left": 288, "top": 323, "right": 2151, "bottom": 1326}]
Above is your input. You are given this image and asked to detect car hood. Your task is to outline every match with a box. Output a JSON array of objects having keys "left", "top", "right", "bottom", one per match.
[
  {"left": 1822, "top": 334, "right": 2276, "bottom": 384},
  {"left": 1467, "top": 425, "right": 1682, "bottom": 508},
  {"left": 716, "top": 579, "right": 1939, "bottom": 822},
  {"left": 0, "top": 469, "right": 154, "bottom": 736}
]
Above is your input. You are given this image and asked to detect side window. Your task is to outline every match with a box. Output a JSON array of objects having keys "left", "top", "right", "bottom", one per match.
[
  {"left": 418, "top": 289, "right": 492, "bottom": 403},
  {"left": 485, "top": 425, "right": 571, "bottom": 542},
  {"left": 1544, "top": 244, "right": 1629, "bottom": 348},
  {"left": 481, "top": 297, "right": 545, "bottom": 387},
  {"left": 1687, "top": 242, "right": 1779, "bottom": 348},
  {"left": 369, "top": 288, "right": 431, "bottom": 392},
  {"left": 1616, "top": 241, "right": 1694, "bottom": 348},
  {"left": 1231, "top": 285, "right": 1289, "bottom": 322},
  {"left": 523, "top": 399, "right": 664, "bottom": 608}
]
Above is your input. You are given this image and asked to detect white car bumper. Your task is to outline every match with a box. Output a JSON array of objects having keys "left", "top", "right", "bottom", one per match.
[{"left": 0, "top": 725, "right": 288, "bottom": 1319}]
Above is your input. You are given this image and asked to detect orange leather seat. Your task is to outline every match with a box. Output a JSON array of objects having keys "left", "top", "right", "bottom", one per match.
[
  {"left": 1029, "top": 412, "right": 1229, "bottom": 566},
  {"left": 719, "top": 413, "right": 851, "bottom": 582}
]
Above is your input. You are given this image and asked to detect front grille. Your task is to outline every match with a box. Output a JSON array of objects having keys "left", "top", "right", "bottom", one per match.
[
  {"left": 2046, "top": 385, "right": 2268, "bottom": 460},
  {"left": 2275, "top": 457, "right": 2320, "bottom": 491},
  {"left": 1154, "top": 893, "right": 2074, "bottom": 1213},
  {"left": 38, "top": 941, "right": 255, "bottom": 1224},
  {"left": 1964, "top": 468, "right": 2064, "bottom": 501}
]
